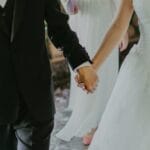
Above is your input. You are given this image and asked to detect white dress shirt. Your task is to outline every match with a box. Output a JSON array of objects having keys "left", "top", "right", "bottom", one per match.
[
  {"left": 0, "top": 0, "right": 7, "bottom": 8},
  {"left": 74, "top": 61, "right": 91, "bottom": 72}
]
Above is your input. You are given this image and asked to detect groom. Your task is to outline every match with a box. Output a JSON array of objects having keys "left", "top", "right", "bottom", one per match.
[{"left": 0, "top": 0, "right": 98, "bottom": 150}]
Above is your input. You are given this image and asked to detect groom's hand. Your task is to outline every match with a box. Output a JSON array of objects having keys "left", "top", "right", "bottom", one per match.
[{"left": 76, "top": 66, "right": 98, "bottom": 93}]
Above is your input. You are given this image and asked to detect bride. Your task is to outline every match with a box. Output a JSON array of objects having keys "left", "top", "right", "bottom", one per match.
[
  {"left": 57, "top": 0, "right": 119, "bottom": 144},
  {"left": 87, "top": 0, "right": 150, "bottom": 149}
]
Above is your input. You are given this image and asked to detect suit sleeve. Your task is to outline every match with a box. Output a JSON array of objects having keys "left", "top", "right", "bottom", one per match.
[{"left": 45, "top": 0, "right": 91, "bottom": 69}]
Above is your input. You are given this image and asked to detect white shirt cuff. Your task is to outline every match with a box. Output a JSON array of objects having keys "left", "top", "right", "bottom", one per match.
[{"left": 74, "top": 61, "right": 91, "bottom": 72}]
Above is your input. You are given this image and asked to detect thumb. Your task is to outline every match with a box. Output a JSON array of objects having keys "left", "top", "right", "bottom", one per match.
[{"left": 75, "top": 74, "right": 81, "bottom": 83}]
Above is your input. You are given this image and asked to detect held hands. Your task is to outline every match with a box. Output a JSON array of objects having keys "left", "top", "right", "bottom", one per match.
[{"left": 76, "top": 66, "right": 98, "bottom": 93}]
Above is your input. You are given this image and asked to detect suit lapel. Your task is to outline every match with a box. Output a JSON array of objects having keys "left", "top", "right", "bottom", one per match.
[{"left": 11, "top": 0, "right": 26, "bottom": 42}]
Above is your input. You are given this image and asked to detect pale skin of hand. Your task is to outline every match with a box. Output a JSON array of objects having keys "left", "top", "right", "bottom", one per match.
[
  {"left": 92, "top": 0, "right": 134, "bottom": 71},
  {"left": 119, "top": 32, "right": 129, "bottom": 52},
  {"left": 76, "top": 66, "right": 98, "bottom": 93}
]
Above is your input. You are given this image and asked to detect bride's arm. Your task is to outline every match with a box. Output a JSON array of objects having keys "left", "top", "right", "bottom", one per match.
[{"left": 92, "top": 0, "right": 134, "bottom": 70}]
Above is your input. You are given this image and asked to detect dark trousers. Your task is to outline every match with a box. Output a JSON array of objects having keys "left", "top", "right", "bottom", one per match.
[
  {"left": 0, "top": 125, "right": 16, "bottom": 150},
  {"left": 0, "top": 26, "right": 54, "bottom": 150},
  {"left": 0, "top": 99, "right": 54, "bottom": 150}
]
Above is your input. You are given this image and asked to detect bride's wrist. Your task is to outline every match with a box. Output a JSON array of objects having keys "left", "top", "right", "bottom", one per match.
[{"left": 92, "top": 63, "right": 99, "bottom": 72}]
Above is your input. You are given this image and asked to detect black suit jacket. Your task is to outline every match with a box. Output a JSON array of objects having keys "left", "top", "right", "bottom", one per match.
[{"left": 0, "top": 0, "right": 91, "bottom": 123}]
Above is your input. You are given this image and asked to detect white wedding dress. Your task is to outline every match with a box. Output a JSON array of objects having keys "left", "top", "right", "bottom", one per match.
[
  {"left": 56, "top": 0, "right": 119, "bottom": 141},
  {"left": 89, "top": 0, "right": 150, "bottom": 149}
]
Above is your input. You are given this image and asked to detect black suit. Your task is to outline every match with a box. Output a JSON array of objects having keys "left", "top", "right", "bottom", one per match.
[{"left": 0, "top": 0, "right": 90, "bottom": 149}]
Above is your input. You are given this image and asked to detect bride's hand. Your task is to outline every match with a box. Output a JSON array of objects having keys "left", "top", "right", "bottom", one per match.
[
  {"left": 75, "top": 66, "right": 98, "bottom": 93},
  {"left": 67, "top": 0, "right": 79, "bottom": 15}
]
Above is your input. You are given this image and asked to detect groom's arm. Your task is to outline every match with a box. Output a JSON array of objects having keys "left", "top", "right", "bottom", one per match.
[
  {"left": 45, "top": 0, "right": 98, "bottom": 92},
  {"left": 45, "top": 0, "right": 91, "bottom": 69}
]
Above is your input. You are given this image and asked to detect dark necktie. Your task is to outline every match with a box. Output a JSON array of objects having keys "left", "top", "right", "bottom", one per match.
[{"left": 0, "top": 5, "right": 3, "bottom": 14}]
